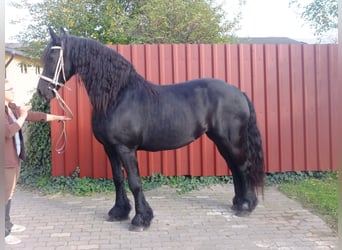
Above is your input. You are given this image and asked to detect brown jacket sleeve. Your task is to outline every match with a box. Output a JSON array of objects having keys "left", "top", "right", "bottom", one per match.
[
  {"left": 12, "top": 104, "right": 47, "bottom": 122},
  {"left": 26, "top": 110, "right": 48, "bottom": 122}
]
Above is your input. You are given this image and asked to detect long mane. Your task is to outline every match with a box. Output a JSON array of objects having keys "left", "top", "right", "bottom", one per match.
[{"left": 63, "top": 35, "right": 153, "bottom": 113}]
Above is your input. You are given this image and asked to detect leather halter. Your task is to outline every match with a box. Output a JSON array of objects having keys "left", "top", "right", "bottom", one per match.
[{"left": 39, "top": 46, "right": 73, "bottom": 153}]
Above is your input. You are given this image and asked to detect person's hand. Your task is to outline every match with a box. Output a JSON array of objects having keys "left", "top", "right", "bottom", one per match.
[
  {"left": 18, "top": 106, "right": 30, "bottom": 119},
  {"left": 56, "top": 115, "right": 72, "bottom": 121}
]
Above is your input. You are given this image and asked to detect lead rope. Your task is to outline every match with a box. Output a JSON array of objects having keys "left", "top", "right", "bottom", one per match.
[
  {"left": 52, "top": 89, "right": 74, "bottom": 154},
  {"left": 52, "top": 47, "right": 70, "bottom": 154}
]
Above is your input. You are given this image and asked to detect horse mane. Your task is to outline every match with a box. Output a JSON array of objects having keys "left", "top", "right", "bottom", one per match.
[{"left": 64, "top": 35, "right": 155, "bottom": 114}]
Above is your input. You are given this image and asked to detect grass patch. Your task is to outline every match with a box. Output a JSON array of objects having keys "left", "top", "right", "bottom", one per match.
[{"left": 277, "top": 171, "right": 338, "bottom": 232}]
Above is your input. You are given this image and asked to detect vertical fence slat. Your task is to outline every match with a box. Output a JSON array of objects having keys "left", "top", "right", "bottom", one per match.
[
  {"left": 315, "top": 45, "right": 331, "bottom": 170},
  {"left": 145, "top": 44, "right": 162, "bottom": 176},
  {"left": 199, "top": 44, "right": 214, "bottom": 176},
  {"left": 172, "top": 44, "right": 190, "bottom": 176},
  {"left": 76, "top": 80, "right": 93, "bottom": 177},
  {"left": 264, "top": 44, "right": 280, "bottom": 172},
  {"left": 251, "top": 44, "right": 267, "bottom": 171},
  {"left": 159, "top": 44, "right": 177, "bottom": 176},
  {"left": 290, "top": 45, "right": 306, "bottom": 171},
  {"left": 278, "top": 45, "right": 293, "bottom": 172},
  {"left": 239, "top": 44, "right": 252, "bottom": 97},
  {"left": 302, "top": 45, "right": 318, "bottom": 171},
  {"left": 329, "top": 45, "right": 341, "bottom": 171},
  {"left": 63, "top": 78, "right": 79, "bottom": 176},
  {"left": 226, "top": 44, "right": 239, "bottom": 87},
  {"left": 212, "top": 44, "right": 229, "bottom": 176},
  {"left": 186, "top": 45, "right": 202, "bottom": 176}
]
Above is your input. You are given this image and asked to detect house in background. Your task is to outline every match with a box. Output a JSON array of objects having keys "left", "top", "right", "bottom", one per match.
[
  {"left": 237, "top": 37, "right": 306, "bottom": 44},
  {"left": 5, "top": 43, "right": 41, "bottom": 105}
]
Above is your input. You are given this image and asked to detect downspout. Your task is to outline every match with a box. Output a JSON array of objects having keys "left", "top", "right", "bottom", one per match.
[{"left": 5, "top": 50, "right": 15, "bottom": 78}]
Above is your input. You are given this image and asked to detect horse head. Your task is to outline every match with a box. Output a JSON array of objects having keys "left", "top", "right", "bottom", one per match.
[{"left": 37, "top": 27, "right": 73, "bottom": 100}]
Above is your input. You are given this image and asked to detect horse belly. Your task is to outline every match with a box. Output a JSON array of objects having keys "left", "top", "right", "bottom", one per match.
[
  {"left": 139, "top": 134, "right": 198, "bottom": 151},
  {"left": 140, "top": 118, "right": 207, "bottom": 151}
]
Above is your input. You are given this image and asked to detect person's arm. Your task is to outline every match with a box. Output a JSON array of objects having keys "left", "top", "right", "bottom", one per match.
[
  {"left": 25, "top": 105, "right": 71, "bottom": 122},
  {"left": 45, "top": 114, "right": 71, "bottom": 122}
]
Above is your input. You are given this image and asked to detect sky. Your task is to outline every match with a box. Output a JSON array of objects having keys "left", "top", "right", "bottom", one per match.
[
  {"left": 223, "top": 0, "right": 317, "bottom": 43},
  {"left": 5, "top": 0, "right": 317, "bottom": 43}
]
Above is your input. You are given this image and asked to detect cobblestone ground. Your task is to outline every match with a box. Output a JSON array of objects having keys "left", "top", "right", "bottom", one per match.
[{"left": 5, "top": 184, "right": 337, "bottom": 250}]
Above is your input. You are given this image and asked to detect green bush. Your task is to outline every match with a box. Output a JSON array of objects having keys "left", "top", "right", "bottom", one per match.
[{"left": 20, "top": 93, "right": 52, "bottom": 184}]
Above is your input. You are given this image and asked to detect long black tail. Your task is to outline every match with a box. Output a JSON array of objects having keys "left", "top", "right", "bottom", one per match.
[{"left": 243, "top": 93, "right": 265, "bottom": 193}]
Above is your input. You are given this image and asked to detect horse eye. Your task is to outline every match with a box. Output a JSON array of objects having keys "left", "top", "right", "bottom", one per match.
[
  {"left": 48, "top": 82, "right": 55, "bottom": 90},
  {"left": 49, "top": 52, "right": 56, "bottom": 59}
]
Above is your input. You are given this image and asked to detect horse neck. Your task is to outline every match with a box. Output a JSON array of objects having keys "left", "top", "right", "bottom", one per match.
[{"left": 69, "top": 38, "right": 137, "bottom": 113}]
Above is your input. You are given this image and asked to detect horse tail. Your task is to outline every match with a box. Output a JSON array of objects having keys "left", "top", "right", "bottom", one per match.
[{"left": 243, "top": 93, "right": 265, "bottom": 195}]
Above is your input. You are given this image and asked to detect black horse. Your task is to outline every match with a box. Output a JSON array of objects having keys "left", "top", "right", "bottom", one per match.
[{"left": 37, "top": 28, "right": 264, "bottom": 231}]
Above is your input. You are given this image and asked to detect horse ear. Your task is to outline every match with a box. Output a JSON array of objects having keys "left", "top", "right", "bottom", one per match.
[
  {"left": 49, "top": 27, "right": 58, "bottom": 42},
  {"left": 60, "top": 27, "right": 68, "bottom": 38}
]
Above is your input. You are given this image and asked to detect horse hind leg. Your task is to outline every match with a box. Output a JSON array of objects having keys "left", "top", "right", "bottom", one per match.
[
  {"left": 207, "top": 128, "right": 258, "bottom": 215},
  {"left": 231, "top": 93, "right": 265, "bottom": 214},
  {"left": 230, "top": 156, "right": 259, "bottom": 215}
]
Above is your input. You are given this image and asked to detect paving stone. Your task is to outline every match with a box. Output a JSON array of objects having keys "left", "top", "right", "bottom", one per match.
[{"left": 4, "top": 184, "right": 337, "bottom": 250}]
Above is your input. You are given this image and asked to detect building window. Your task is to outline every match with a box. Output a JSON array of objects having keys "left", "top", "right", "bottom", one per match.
[{"left": 20, "top": 63, "right": 28, "bottom": 73}]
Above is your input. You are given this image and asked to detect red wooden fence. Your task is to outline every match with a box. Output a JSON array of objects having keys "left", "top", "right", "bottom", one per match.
[{"left": 50, "top": 44, "right": 341, "bottom": 178}]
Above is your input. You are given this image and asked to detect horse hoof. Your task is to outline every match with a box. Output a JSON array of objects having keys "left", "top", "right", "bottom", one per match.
[
  {"left": 234, "top": 210, "right": 251, "bottom": 217},
  {"left": 231, "top": 202, "right": 252, "bottom": 216},
  {"left": 106, "top": 215, "right": 129, "bottom": 222},
  {"left": 128, "top": 224, "right": 148, "bottom": 232}
]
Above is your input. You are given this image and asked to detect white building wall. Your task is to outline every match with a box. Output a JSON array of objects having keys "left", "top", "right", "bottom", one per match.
[{"left": 6, "top": 55, "right": 40, "bottom": 106}]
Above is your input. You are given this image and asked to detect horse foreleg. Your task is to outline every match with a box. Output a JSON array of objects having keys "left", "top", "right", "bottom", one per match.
[
  {"left": 105, "top": 147, "right": 131, "bottom": 221},
  {"left": 117, "top": 145, "right": 154, "bottom": 231}
]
